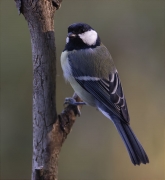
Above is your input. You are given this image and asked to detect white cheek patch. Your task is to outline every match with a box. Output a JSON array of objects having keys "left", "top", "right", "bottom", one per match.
[
  {"left": 79, "top": 30, "right": 97, "bottom": 46},
  {"left": 66, "top": 37, "right": 69, "bottom": 44}
]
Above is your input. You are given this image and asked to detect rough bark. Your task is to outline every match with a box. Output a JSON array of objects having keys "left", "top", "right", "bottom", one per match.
[{"left": 14, "top": 0, "right": 82, "bottom": 180}]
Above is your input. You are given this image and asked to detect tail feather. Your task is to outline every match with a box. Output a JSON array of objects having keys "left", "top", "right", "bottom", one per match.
[{"left": 114, "top": 121, "right": 149, "bottom": 165}]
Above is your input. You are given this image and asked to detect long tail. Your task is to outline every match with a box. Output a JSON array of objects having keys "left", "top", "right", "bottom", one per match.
[{"left": 114, "top": 121, "right": 149, "bottom": 165}]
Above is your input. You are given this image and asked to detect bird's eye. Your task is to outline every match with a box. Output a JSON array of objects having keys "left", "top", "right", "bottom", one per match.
[{"left": 81, "top": 29, "right": 85, "bottom": 33}]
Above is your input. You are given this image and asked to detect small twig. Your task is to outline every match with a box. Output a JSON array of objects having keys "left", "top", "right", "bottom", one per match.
[{"left": 58, "top": 93, "right": 84, "bottom": 143}]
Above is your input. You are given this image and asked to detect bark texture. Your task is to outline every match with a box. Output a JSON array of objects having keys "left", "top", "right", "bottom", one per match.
[{"left": 14, "top": 0, "right": 82, "bottom": 180}]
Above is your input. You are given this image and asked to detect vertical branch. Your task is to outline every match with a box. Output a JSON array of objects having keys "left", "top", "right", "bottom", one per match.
[
  {"left": 14, "top": 0, "right": 83, "bottom": 180},
  {"left": 14, "top": 0, "right": 60, "bottom": 179}
]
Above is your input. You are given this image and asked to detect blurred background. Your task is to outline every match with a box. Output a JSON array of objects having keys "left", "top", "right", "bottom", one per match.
[{"left": 1, "top": 0, "right": 165, "bottom": 180}]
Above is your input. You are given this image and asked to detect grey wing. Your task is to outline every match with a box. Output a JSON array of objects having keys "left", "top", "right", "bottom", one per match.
[
  {"left": 77, "top": 71, "right": 130, "bottom": 124},
  {"left": 68, "top": 46, "right": 130, "bottom": 124}
]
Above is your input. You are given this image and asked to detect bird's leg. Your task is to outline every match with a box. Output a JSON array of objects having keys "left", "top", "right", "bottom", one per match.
[{"left": 64, "top": 94, "right": 86, "bottom": 116}]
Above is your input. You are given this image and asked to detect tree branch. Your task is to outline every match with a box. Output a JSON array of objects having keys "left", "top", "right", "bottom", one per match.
[{"left": 14, "top": 0, "right": 83, "bottom": 180}]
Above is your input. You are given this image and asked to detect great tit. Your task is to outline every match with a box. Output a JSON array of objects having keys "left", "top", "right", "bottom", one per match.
[{"left": 61, "top": 23, "right": 149, "bottom": 165}]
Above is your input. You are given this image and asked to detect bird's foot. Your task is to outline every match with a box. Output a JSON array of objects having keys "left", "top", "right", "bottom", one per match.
[
  {"left": 64, "top": 97, "right": 86, "bottom": 116},
  {"left": 64, "top": 97, "right": 86, "bottom": 106}
]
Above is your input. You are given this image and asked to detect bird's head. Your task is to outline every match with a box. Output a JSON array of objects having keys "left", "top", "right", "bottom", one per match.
[{"left": 65, "top": 23, "right": 101, "bottom": 51}]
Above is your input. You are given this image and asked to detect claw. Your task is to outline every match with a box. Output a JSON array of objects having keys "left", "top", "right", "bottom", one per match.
[
  {"left": 76, "top": 106, "right": 81, "bottom": 116},
  {"left": 64, "top": 97, "right": 86, "bottom": 116}
]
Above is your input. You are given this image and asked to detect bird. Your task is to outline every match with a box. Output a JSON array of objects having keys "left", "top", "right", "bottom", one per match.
[{"left": 60, "top": 22, "right": 149, "bottom": 165}]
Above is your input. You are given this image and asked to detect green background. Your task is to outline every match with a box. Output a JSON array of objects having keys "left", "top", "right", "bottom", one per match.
[{"left": 1, "top": 0, "right": 165, "bottom": 179}]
